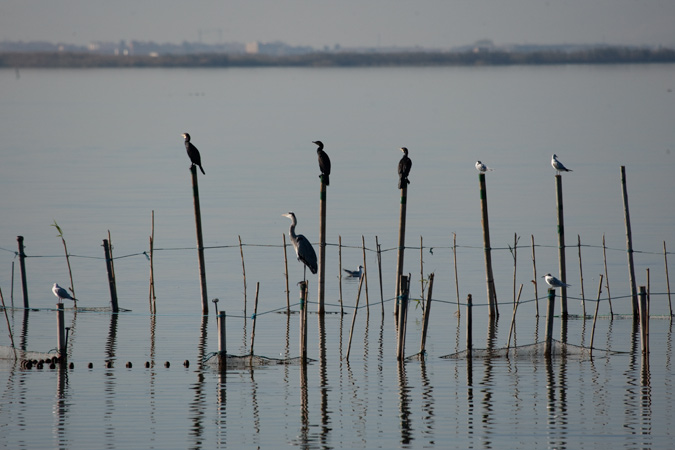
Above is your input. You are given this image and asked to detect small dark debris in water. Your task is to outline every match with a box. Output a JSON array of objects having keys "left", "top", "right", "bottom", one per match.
[
  {"left": 183, "top": 360, "right": 190, "bottom": 368},
  {"left": 36, "top": 362, "right": 43, "bottom": 370},
  {"left": 105, "top": 361, "right": 113, "bottom": 368},
  {"left": 88, "top": 362, "right": 93, "bottom": 369},
  {"left": 51, "top": 356, "right": 59, "bottom": 364},
  {"left": 49, "top": 362, "right": 56, "bottom": 369},
  {"left": 164, "top": 361, "right": 170, "bottom": 368},
  {"left": 126, "top": 362, "right": 132, "bottom": 368},
  {"left": 69, "top": 362, "right": 74, "bottom": 369},
  {"left": 145, "top": 361, "right": 150, "bottom": 368},
  {"left": 23, "top": 360, "right": 32, "bottom": 370}
]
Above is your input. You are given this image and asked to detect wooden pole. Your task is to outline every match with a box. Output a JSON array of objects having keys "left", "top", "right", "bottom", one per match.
[
  {"left": 318, "top": 176, "right": 327, "bottom": 314},
  {"left": 545, "top": 289, "right": 555, "bottom": 357},
  {"left": 338, "top": 235, "right": 343, "bottom": 314},
  {"left": 419, "top": 236, "right": 424, "bottom": 307},
  {"left": 283, "top": 234, "right": 290, "bottom": 310},
  {"left": 250, "top": 282, "right": 260, "bottom": 355},
  {"left": 638, "top": 286, "right": 649, "bottom": 355},
  {"left": 217, "top": 311, "right": 226, "bottom": 358},
  {"left": 396, "top": 274, "right": 410, "bottom": 361},
  {"left": 589, "top": 275, "right": 603, "bottom": 357},
  {"left": 346, "top": 274, "right": 365, "bottom": 360},
  {"left": 10, "top": 261, "right": 14, "bottom": 307},
  {"left": 190, "top": 165, "right": 208, "bottom": 314},
  {"left": 238, "top": 236, "right": 247, "bottom": 311},
  {"left": 103, "top": 239, "right": 119, "bottom": 313},
  {"left": 0, "top": 288, "right": 17, "bottom": 358},
  {"left": 376, "top": 236, "right": 384, "bottom": 314},
  {"left": 56, "top": 302, "right": 66, "bottom": 357},
  {"left": 394, "top": 185, "right": 409, "bottom": 318},
  {"left": 531, "top": 235, "right": 539, "bottom": 317},
  {"left": 419, "top": 273, "right": 434, "bottom": 354},
  {"left": 299, "top": 281, "right": 307, "bottom": 363},
  {"left": 16, "top": 236, "right": 29, "bottom": 308},
  {"left": 149, "top": 210, "right": 156, "bottom": 313},
  {"left": 506, "top": 284, "right": 523, "bottom": 348},
  {"left": 602, "top": 234, "right": 614, "bottom": 317},
  {"left": 665, "top": 241, "right": 672, "bottom": 316},
  {"left": 478, "top": 173, "right": 498, "bottom": 318},
  {"left": 554, "top": 174, "right": 568, "bottom": 318},
  {"left": 511, "top": 233, "right": 519, "bottom": 306},
  {"left": 577, "top": 235, "right": 586, "bottom": 317},
  {"left": 362, "top": 235, "right": 370, "bottom": 309},
  {"left": 620, "top": 166, "right": 639, "bottom": 317},
  {"left": 466, "top": 294, "right": 473, "bottom": 356},
  {"left": 453, "top": 233, "right": 460, "bottom": 313}
]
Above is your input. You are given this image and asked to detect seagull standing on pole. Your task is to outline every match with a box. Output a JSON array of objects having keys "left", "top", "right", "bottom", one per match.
[
  {"left": 52, "top": 283, "right": 77, "bottom": 303},
  {"left": 182, "top": 133, "right": 206, "bottom": 175},
  {"left": 282, "top": 212, "right": 318, "bottom": 281},
  {"left": 543, "top": 273, "right": 571, "bottom": 289},
  {"left": 551, "top": 154, "right": 572, "bottom": 175},
  {"left": 314, "top": 140, "right": 331, "bottom": 186},
  {"left": 475, "top": 161, "right": 494, "bottom": 173},
  {"left": 398, "top": 147, "right": 412, "bottom": 189}
]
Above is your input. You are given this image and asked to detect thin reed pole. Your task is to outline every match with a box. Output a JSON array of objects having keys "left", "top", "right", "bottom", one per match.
[
  {"left": 395, "top": 186, "right": 409, "bottom": 318},
  {"left": 466, "top": 294, "right": 473, "bottom": 356},
  {"left": 620, "top": 166, "right": 639, "bottom": 317},
  {"left": 376, "top": 236, "right": 384, "bottom": 313},
  {"left": 339, "top": 236, "right": 343, "bottom": 314},
  {"left": 16, "top": 236, "right": 28, "bottom": 308},
  {"left": 638, "top": 286, "right": 649, "bottom": 355},
  {"left": 238, "top": 235, "right": 247, "bottom": 309},
  {"left": 103, "top": 239, "right": 119, "bottom": 313},
  {"left": 453, "top": 233, "right": 460, "bottom": 313},
  {"left": 554, "top": 174, "right": 568, "bottom": 318},
  {"left": 190, "top": 165, "right": 208, "bottom": 314},
  {"left": 52, "top": 221, "right": 76, "bottom": 301},
  {"left": 362, "top": 235, "right": 369, "bottom": 309},
  {"left": 507, "top": 284, "right": 523, "bottom": 348},
  {"left": 665, "top": 241, "right": 672, "bottom": 316},
  {"left": 420, "top": 236, "right": 424, "bottom": 307},
  {"left": 299, "top": 281, "right": 308, "bottom": 363},
  {"left": 346, "top": 274, "right": 365, "bottom": 360},
  {"left": 420, "top": 273, "right": 434, "bottom": 354},
  {"left": 10, "top": 261, "right": 14, "bottom": 307},
  {"left": 511, "top": 233, "right": 520, "bottom": 306},
  {"left": 318, "top": 175, "right": 327, "bottom": 314},
  {"left": 589, "top": 275, "right": 604, "bottom": 357},
  {"left": 545, "top": 289, "right": 555, "bottom": 357},
  {"left": 577, "top": 235, "right": 586, "bottom": 317},
  {"left": 250, "top": 282, "right": 260, "bottom": 356},
  {"left": 478, "top": 173, "right": 498, "bottom": 317},
  {"left": 149, "top": 210, "right": 156, "bottom": 313},
  {"left": 283, "top": 233, "right": 290, "bottom": 310},
  {"left": 531, "top": 235, "right": 539, "bottom": 317},
  {"left": 0, "top": 288, "right": 17, "bottom": 358},
  {"left": 602, "top": 234, "right": 614, "bottom": 317}
]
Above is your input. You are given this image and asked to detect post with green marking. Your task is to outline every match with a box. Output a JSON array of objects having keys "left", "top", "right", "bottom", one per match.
[
  {"left": 190, "top": 165, "right": 208, "bottom": 315},
  {"left": 318, "top": 175, "right": 327, "bottom": 314},
  {"left": 555, "top": 174, "right": 568, "bottom": 318},
  {"left": 479, "top": 173, "right": 498, "bottom": 318},
  {"left": 394, "top": 185, "right": 408, "bottom": 318}
]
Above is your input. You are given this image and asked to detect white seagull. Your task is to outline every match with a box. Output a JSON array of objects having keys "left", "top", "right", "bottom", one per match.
[
  {"left": 475, "top": 161, "right": 494, "bottom": 173},
  {"left": 542, "top": 273, "right": 571, "bottom": 289},
  {"left": 551, "top": 154, "right": 572, "bottom": 175},
  {"left": 343, "top": 265, "right": 364, "bottom": 277},
  {"left": 52, "top": 283, "right": 77, "bottom": 303}
]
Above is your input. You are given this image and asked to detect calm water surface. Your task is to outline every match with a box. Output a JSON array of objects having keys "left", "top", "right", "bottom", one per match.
[{"left": 1, "top": 65, "right": 674, "bottom": 448}]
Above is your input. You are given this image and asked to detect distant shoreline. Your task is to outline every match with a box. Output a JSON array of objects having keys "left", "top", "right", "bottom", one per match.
[{"left": 2, "top": 47, "right": 674, "bottom": 68}]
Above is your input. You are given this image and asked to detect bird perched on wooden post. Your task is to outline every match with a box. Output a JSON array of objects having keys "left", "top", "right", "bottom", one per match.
[
  {"left": 398, "top": 147, "right": 412, "bottom": 189},
  {"left": 282, "top": 212, "right": 318, "bottom": 280},
  {"left": 52, "top": 283, "right": 77, "bottom": 303},
  {"left": 551, "top": 154, "right": 571, "bottom": 175},
  {"left": 543, "top": 273, "right": 571, "bottom": 289},
  {"left": 182, "top": 133, "right": 206, "bottom": 174},
  {"left": 475, "top": 161, "right": 494, "bottom": 173},
  {"left": 314, "top": 140, "right": 331, "bottom": 186}
]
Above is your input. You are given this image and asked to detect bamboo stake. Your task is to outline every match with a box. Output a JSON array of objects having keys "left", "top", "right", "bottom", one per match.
[
  {"left": 545, "top": 289, "right": 555, "bottom": 357},
  {"left": 10, "top": 261, "right": 14, "bottom": 307},
  {"left": 376, "top": 236, "right": 384, "bottom": 313},
  {"left": 283, "top": 233, "right": 290, "bottom": 310},
  {"left": 394, "top": 185, "right": 409, "bottom": 318},
  {"left": 466, "top": 294, "right": 473, "bottom": 356},
  {"left": 346, "top": 274, "right": 365, "bottom": 360},
  {"left": 554, "top": 174, "right": 568, "bottom": 318},
  {"left": 238, "top": 235, "right": 247, "bottom": 310},
  {"left": 577, "top": 235, "right": 586, "bottom": 317},
  {"left": 507, "top": 284, "right": 524, "bottom": 348},
  {"left": 396, "top": 274, "right": 410, "bottom": 360},
  {"left": 638, "top": 286, "right": 649, "bottom": 355},
  {"left": 52, "top": 221, "right": 76, "bottom": 301},
  {"left": 362, "top": 235, "right": 370, "bottom": 309},
  {"left": 0, "top": 288, "right": 17, "bottom": 359},
  {"left": 453, "top": 233, "right": 460, "bottom": 314},
  {"left": 589, "top": 275, "right": 604, "bottom": 357},
  {"left": 510, "top": 233, "right": 520, "bottom": 306},
  {"left": 602, "top": 234, "right": 614, "bottom": 317},
  {"left": 420, "top": 236, "right": 424, "bottom": 307},
  {"left": 478, "top": 173, "right": 498, "bottom": 317},
  {"left": 299, "top": 281, "right": 308, "bottom": 363},
  {"left": 16, "top": 236, "right": 28, "bottom": 308},
  {"left": 620, "top": 166, "right": 639, "bottom": 317},
  {"left": 107, "top": 229, "right": 115, "bottom": 280},
  {"left": 103, "top": 239, "right": 118, "bottom": 313},
  {"left": 190, "top": 165, "right": 208, "bottom": 314},
  {"left": 339, "top": 235, "right": 343, "bottom": 314},
  {"left": 420, "top": 273, "right": 434, "bottom": 354},
  {"left": 250, "top": 282, "right": 260, "bottom": 356},
  {"left": 149, "top": 210, "right": 156, "bottom": 313},
  {"left": 531, "top": 235, "right": 539, "bottom": 317},
  {"left": 665, "top": 241, "right": 672, "bottom": 316}
]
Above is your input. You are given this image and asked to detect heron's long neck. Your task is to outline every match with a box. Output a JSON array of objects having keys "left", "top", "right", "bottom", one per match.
[{"left": 288, "top": 221, "right": 297, "bottom": 239}]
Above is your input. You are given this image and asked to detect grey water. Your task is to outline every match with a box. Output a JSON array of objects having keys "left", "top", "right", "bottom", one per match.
[{"left": 0, "top": 64, "right": 674, "bottom": 449}]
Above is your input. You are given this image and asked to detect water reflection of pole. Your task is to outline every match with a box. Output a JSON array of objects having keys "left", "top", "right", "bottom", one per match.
[
  {"left": 54, "top": 361, "right": 69, "bottom": 447},
  {"left": 396, "top": 360, "right": 413, "bottom": 445},
  {"left": 299, "top": 361, "right": 309, "bottom": 447},
  {"left": 216, "top": 369, "right": 227, "bottom": 445},
  {"left": 318, "top": 314, "right": 330, "bottom": 445},
  {"left": 105, "top": 313, "right": 118, "bottom": 367}
]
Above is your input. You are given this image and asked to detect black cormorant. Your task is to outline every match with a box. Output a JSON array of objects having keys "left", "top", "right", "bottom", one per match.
[
  {"left": 182, "top": 133, "right": 205, "bottom": 175},
  {"left": 398, "top": 147, "right": 412, "bottom": 189},
  {"left": 314, "top": 140, "right": 331, "bottom": 186}
]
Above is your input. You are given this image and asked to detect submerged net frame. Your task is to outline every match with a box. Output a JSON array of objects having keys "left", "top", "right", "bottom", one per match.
[{"left": 440, "top": 340, "right": 622, "bottom": 361}]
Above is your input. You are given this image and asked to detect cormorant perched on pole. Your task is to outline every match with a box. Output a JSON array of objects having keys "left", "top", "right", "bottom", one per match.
[
  {"left": 314, "top": 140, "right": 331, "bottom": 186},
  {"left": 282, "top": 212, "right": 318, "bottom": 280},
  {"left": 182, "top": 133, "right": 206, "bottom": 175},
  {"left": 398, "top": 147, "right": 412, "bottom": 189}
]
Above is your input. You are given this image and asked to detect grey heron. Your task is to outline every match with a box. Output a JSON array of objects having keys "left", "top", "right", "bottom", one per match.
[
  {"left": 543, "top": 273, "right": 571, "bottom": 289},
  {"left": 398, "top": 147, "right": 412, "bottom": 189},
  {"left": 475, "top": 161, "right": 494, "bottom": 172},
  {"left": 551, "top": 154, "right": 572, "bottom": 175},
  {"left": 343, "top": 265, "right": 364, "bottom": 278},
  {"left": 182, "top": 133, "right": 206, "bottom": 175},
  {"left": 52, "top": 283, "right": 77, "bottom": 302},
  {"left": 282, "top": 212, "right": 318, "bottom": 280},
  {"left": 314, "top": 140, "right": 331, "bottom": 186}
]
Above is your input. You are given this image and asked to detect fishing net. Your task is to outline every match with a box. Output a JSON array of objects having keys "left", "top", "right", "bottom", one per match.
[
  {"left": 439, "top": 340, "right": 619, "bottom": 361},
  {"left": 202, "top": 352, "right": 314, "bottom": 369}
]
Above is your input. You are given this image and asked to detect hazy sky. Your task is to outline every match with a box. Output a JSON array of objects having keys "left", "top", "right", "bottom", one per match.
[{"left": 2, "top": 0, "right": 674, "bottom": 49}]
